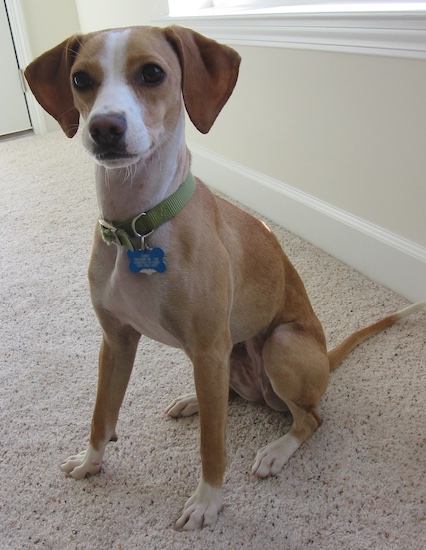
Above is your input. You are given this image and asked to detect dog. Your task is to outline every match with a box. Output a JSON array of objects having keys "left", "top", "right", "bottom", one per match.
[{"left": 25, "top": 25, "right": 425, "bottom": 530}]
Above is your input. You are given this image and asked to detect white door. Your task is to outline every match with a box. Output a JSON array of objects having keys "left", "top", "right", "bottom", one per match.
[{"left": 0, "top": 0, "right": 31, "bottom": 136}]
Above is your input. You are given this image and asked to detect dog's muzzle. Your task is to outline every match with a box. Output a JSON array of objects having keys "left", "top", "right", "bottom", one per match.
[{"left": 87, "top": 114, "right": 139, "bottom": 167}]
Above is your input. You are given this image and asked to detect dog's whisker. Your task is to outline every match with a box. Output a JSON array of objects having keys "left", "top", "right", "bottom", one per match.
[{"left": 124, "top": 164, "right": 137, "bottom": 185}]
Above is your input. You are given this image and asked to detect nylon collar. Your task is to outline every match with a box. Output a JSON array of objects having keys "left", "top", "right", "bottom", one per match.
[{"left": 99, "top": 172, "right": 196, "bottom": 251}]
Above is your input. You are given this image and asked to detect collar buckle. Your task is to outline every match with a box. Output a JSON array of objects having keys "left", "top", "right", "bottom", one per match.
[{"left": 99, "top": 219, "right": 121, "bottom": 246}]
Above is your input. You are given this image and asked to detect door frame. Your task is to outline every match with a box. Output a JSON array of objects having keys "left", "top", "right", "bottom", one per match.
[{"left": 5, "top": 0, "right": 47, "bottom": 134}]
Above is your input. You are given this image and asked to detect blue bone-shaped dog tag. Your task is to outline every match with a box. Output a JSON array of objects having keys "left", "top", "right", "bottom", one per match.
[{"left": 127, "top": 247, "right": 166, "bottom": 274}]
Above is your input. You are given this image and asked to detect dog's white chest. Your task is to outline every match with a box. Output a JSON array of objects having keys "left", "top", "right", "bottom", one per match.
[{"left": 92, "top": 248, "right": 182, "bottom": 348}]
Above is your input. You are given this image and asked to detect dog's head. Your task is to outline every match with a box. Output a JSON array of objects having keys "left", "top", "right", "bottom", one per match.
[{"left": 24, "top": 26, "right": 241, "bottom": 168}]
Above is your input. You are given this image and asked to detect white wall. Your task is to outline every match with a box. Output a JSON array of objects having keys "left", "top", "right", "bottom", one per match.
[
  {"left": 187, "top": 46, "right": 426, "bottom": 249},
  {"left": 75, "top": 0, "right": 168, "bottom": 32},
  {"left": 20, "top": 0, "right": 80, "bottom": 132},
  {"left": 21, "top": 0, "right": 80, "bottom": 56}
]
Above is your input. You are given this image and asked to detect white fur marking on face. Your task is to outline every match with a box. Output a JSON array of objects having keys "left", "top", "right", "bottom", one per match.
[
  {"left": 83, "top": 29, "right": 151, "bottom": 167},
  {"left": 101, "top": 30, "right": 131, "bottom": 86}
]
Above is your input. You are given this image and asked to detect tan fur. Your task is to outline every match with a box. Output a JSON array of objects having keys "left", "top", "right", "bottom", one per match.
[{"left": 24, "top": 25, "right": 425, "bottom": 531}]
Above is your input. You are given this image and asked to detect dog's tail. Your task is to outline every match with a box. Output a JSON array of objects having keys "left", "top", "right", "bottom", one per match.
[{"left": 327, "top": 301, "right": 426, "bottom": 372}]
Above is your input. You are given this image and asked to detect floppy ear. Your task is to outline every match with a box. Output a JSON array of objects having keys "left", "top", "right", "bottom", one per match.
[
  {"left": 24, "top": 36, "right": 82, "bottom": 138},
  {"left": 163, "top": 25, "right": 241, "bottom": 134}
]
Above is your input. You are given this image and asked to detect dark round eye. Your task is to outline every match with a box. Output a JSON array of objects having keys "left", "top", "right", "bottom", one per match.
[
  {"left": 139, "top": 64, "right": 165, "bottom": 85},
  {"left": 72, "top": 71, "right": 92, "bottom": 90}
]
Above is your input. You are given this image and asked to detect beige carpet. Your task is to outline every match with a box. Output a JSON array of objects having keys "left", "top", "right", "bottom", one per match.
[{"left": 1, "top": 130, "right": 425, "bottom": 549}]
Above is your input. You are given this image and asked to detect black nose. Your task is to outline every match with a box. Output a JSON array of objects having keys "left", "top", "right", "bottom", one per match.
[{"left": 89, "top": 114, "right": 127, "bottom": 147}]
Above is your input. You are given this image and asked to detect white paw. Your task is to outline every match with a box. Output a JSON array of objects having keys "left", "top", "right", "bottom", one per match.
[
  {"left": 165, "top": 393, "right": 199, "bottom": 418},
  {"left": 60, "top": 445, "right": 104, "bottom": 480},
  {"left": 175, "top": 479, "right": 223, "bottom": 530},
  {"left": 252, "top": 434, "right": 301, "bottom": 478}
]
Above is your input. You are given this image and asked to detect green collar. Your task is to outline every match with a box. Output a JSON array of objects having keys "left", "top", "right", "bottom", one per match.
[{"left": 99, "top": 172, "right": 196, "bottom": 251}]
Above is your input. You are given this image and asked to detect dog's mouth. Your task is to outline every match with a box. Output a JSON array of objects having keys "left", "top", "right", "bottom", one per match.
[{"left": 94, "top": 150, "right": 140, "bottom": 168}]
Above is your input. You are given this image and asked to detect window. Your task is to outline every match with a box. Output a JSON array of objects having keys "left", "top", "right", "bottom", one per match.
[
  {"left": 160, "top": 1, "right": 426, "bottom": 59},
  {"left": 168, "top": 1, "right": 426, "bottom": 17}
]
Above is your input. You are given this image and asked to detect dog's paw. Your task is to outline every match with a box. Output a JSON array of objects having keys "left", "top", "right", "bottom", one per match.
[
  {"left": 165, "top": 393, "right": 199, "bottom": 418},
  {"left": 252, "top": 434, "right": 301, "bottom": 477},
  {"left": 60, "top": 446, "right": 103, "bottom": 480},
  {"left": 175, "top": 479, "right": 223, "bottom": 531}
]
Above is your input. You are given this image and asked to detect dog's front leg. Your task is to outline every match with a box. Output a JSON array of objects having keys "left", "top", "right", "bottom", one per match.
[
  {"left": 61, "top": 321, "right": 140, "bottom": 479},
  {"left": 175, "top": 341, "right": 231, "bottom": 530}
]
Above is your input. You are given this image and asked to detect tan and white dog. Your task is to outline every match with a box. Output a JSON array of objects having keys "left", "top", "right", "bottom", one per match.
[{"left": 25, "top": 25, "right": 425, "bottom": 530}]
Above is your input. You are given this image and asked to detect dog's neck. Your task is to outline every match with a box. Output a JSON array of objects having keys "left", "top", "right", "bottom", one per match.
[{"left": 95, "top": 119, "right": 191, "bottom": 223}]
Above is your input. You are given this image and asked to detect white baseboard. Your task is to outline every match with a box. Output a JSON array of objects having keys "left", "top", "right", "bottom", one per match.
[{"left": 188, "top": 142, "right": 426, "bottom": 303}]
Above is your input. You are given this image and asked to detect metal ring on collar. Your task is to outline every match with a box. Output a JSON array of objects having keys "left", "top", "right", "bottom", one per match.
[{"left": 131, "top": 212, "right": 154, "bottom": 250}]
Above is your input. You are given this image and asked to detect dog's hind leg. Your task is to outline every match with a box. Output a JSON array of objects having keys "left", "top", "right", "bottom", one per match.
[
  {"left": 252, "top": 323, "right": 329, "bottom": 477},
  {"left": 61, "top": 320, "right": 140, "bottom": 479}
]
